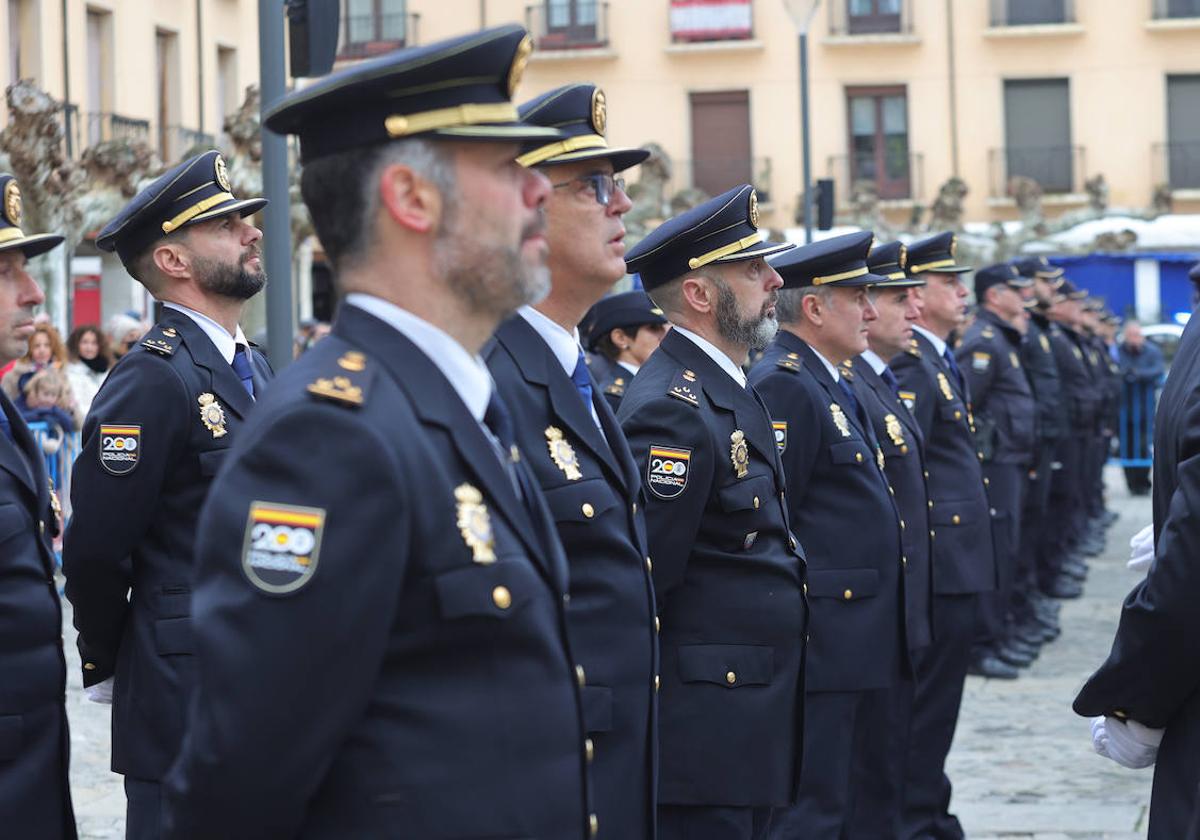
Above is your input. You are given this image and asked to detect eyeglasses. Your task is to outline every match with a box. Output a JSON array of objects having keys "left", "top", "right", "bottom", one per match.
[{"left": 551, "top": 172, "right": 626, "bottom": 207}]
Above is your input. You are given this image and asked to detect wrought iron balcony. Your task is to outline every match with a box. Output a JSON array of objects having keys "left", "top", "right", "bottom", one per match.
[
  {"left": 828, "top": 0, "right": 914, "bottom": 36},
  {"left": 669, "top": 0, "right": 754, "bottom": 44},
  {"left": 988, "top": 145, "right": 1086, "bottom": 198},
  {"left": 825, "top": 151, "right": 924, "bottom": 203},
  {"left": 338, "top": 12, "right": 419, "bottom": 59},
  {"left": 989, "top": 0, "right": 1075, "bottom": 26},
  {"left": 525, "top": 2, "right": 610, "bottom": 50}
]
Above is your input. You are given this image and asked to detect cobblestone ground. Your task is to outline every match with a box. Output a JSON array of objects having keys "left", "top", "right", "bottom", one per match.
[{"left": 62, "top": 466, "right": 1154, "bottom": 839}]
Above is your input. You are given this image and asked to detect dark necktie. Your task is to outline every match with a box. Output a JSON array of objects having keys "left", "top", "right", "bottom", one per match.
[
  {"left": 232, "top": 344, "right": 255, "bottom": 398},
  {"left": 880, "top": 366, "right": 902, "bottom": 402},
  {"left": 483, "top": 391, "right": 539, "bottom": 514},
  {"left": 942, "top": 347, "right": 964, "bottom": 392},
  {"left": 571, "top": 348, "right": 594, "bottom": 412}
]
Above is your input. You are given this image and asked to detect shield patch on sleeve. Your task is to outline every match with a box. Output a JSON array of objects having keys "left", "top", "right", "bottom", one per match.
[
  {"left": 241, "top": 502, "right": 325, "bottom": 595},
  {"left": 646, "top": 444, "right": 692, "bottom": 500},
  {"left": 98, "top": 425, "right": 141, "bottom": 475},
  {"left": 772, "top": 420, "right": 788, "bottom": 453}
]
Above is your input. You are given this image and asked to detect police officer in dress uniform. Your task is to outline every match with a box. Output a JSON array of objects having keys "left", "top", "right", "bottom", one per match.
[
  {"left": 955, "top": 264, "right": 1037, "bottom": 675},
  {"left": 1043, "top": 280, "right": 1097, "bottom": 599},
  {"left": 161, "top": 27, "right": 595, "bottom": 839},
  {"left": 583, "top": 290, "right": 670, "bottom": 412},
  {"left": 843, "top": 241, "right": 936, "bottom": 838},
  {"left": 888, "top": 231, "right": 998, "bottom": 839},
  {"left": 62, "top": 149, "right": 271, "bottom": 839},
  {"left": 0, "top": 175, "right": 76, "bottom": 839},
  {"left": 484, "top": 83, "right": 658, "bottom": 839},
  {"left": 618, "top": 185, "right": 807, "bottom": 840},
  {"left": 1009, "top": 256, "right": 1067, "bottom": 645},
  {"left": 1074, "top": 282, "right": 1200, "bottom": 838},
  {"left": 748, "top": 232, "right": 906, "bottom": 839}
]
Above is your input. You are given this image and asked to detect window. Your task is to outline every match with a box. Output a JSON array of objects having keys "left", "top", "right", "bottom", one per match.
[
  {"left": 847, "top": 0, "right": 901, "bottom": 34},
  {"left": 341, "top": 0, "right": 407, "bottom": 57},
  {"left": 669, "top": 0, "right": 753, "bottom": 43},
  {"left": 991, "top": 0, "right": 1069, "bottom": 26},
  {"left": 7, "top": 0, "right": 40, "bottom": 85},
  {"left": 846, "top": 86, "right": 910, "bottom": 200},
  {"left": 216, "top": 46, "right": 238, "bottom": 145},
  {"left": 1003, "top": 78, "right": 1072, "bottom": 193},
  {"left": 1167, "top": 75, "right": 1200, "bottom": 188},
  {"left": 85, "top": 8, "right": 114, "bottom": 147},
  {"left": 689, "top": 90, "right": 752, "bottom": 198},
  {"left": 539, "top": 0, "right": 601, "bottom": 47},
  {"left": 156, "top": 29, "right": 181, "bottom": 160},
  {"left": 1156, "top": 0, "right": 1200, "bottom": 18}
]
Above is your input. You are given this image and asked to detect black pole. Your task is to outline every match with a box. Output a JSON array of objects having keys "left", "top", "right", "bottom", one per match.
[
  {"left": 258, "top": 0, "right": 294, "bottom": 369},
  {"left": 800, "top": 30, "right": 813, "bottom": 244}
]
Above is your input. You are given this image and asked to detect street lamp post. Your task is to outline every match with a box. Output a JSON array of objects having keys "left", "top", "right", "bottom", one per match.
[{"left": 781, "top": 0, "right": 821, "bottom": 244}]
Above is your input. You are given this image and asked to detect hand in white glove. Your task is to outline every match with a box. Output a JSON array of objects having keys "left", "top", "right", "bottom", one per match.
[
  {"left": 85, "top": 676, "right": 114, "bottom": 705},
  {"left": 1090, "top": 715, "right": 1163, "bottom": 768},
  {"left": 1127, "top": 524, "right": 1155, "bottom": 573}
]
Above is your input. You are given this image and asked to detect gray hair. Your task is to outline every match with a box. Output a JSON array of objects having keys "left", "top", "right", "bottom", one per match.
[{"left": 776, "top": 285, "right": 831, "bottom": 325}]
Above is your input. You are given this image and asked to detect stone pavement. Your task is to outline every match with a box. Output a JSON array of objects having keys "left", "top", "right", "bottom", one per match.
[{"left": 61, "top": 466, "right": 1154, "bottom": 839}]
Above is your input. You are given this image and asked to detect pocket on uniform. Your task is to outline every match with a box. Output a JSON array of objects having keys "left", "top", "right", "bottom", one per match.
[
  {"left": 434, "top": 561, "right": 534, "bottom": 621},
  {"left": 677, "top": 644, "right": 774, "bottom": 688},
  {"left": 930, "top": 499, "right": 977, "bottom": 528},
  {"left": 828, "top": 440, "right": 871, "bottom": 466},
  {"left": 0, "top": 714, "right": 23, "bottom": 761},
  {"left": 197, "top": 448, "right": 228, "bottom": 477},
  {"left": 717, "top": 475, "right": 774, "bottom": 513},
  {"left": 806, "top": 568, "right": 879, "bottom": 601},
  {"left": 938, "top": 404, "right": 966, "bottom": 423},
  {"left": 580, "top": 684, "right": 613, "bottom": 733},
  {"left": 154, "top": 617, "right": 194, "bottom": 656},
  {"left": 540, "top": 479, "right": 617, "bottom": 524},
  {"left": 0, "top": 503, "right": 26, "bottom": 545}
]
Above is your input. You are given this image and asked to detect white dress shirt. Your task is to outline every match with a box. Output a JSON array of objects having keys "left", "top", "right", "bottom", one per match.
[
  {"left": 912, "top": 324, "right": 948, "bottom": 358},
  {"left": 672, "top": 326, "right": 747, "bottom": 388},
  {"left": 345, "top": 293, "right": 492, "bottom": 423},
  {"left": 616, "top": 361, "right": 639, "bottom": 378},
  {"left": 807, "top": 343, "right": 843, "bottom": 383},
  {"left": 162, "top": 301, "right": 248, "bottom": 365},
  {"left": 860, "top": 349, "right": 888, "bottom": 376},
  {"left": 518, "top": 305, "right": 602, "bottom": 429}
]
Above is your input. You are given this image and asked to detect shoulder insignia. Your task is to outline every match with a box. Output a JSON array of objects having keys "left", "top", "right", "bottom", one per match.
[
  {"left": 981, "top": 327, "right": 995, "bottom": 339},
  {"left": 898, "top": 390, "right": 917, "bottom": 411},
  {"left": 306, "top": 351, "right": 372, "bottom": 407},
  {"left": 1039, "top": 333, "right": 1051, "bottom": 353},
  {"left": 839, "top": 361, "right": 855, "bottom": 381},
  {"left": 776, "top": 355, "right": 802, "bottom": 372},
  {"left": 667, "top": 368, "right": 700, "bottom": 406},
  {"left": 905, "top": 339, "right": 922, "bottom": 358},
  {"left": 604, "top": 377, "right": 626, "bottom": 397},
  {"left": 141, "top": 323, "right": 181, "bottom": 356}
]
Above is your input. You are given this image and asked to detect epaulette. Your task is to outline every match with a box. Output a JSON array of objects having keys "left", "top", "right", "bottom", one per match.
[
  {"left": 141, "top": 323, "right": 181, "bottom": 356},
  {"left": 839, "top": 360, "right": 855, "bottom": 381},
  {"left": 605, "top": 376, "right": 626, "bottom": 397},
  {"left": 776, "top": 351, "right": 802, "bottom": 373},
  {"left": 667, "top": 368, "right": 700, "bottom": 406},
  {"left": 981, "top": 327, "right": 995, "bottom": 339},
  {"left": 905, "top": 338, "right": 922, "bottom": 358},
  {"left": 306, "top": 350, "right": 372, "bottom": 408}
]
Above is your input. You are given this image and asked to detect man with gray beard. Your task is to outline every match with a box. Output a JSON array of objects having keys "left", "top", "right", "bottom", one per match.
[
  {"left": 63, "top": 149, "right": 271, "bottom": 839},
  {"left": 619, "top": 185, "right": 808, "bottom": 840}
]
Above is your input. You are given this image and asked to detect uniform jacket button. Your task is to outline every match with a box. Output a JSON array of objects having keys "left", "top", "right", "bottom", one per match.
[
  {"left": 645, "top": 556, "right": 653, "bottom": 572},
  {"left": 654, "top": 616, "right": 661, "bottom": 633},
  {"left": 752, "top": 496, "right": 760, "bottom": 509},
  {"left": 585, "top": 738, "right": 595, "bottom": 763},
  {"left": 589, "top": 814, "right": 600, "bottom": 838},
  {"left": 492, "top": 586, "right": 512, "bottom": 609},
  {"left": 83, "top": 662, "right": 96, "bottom": 671},
  {"left": 843, "top": 589, "right": 853, "bottom": 600},
  {"left": 855, "top": 452, "right": 864, "bottom": 463},
  {"left": 632, "top": 502, "right": 638, "bottom": 514},
  {"left": 654, "top": 674, "right": 660, "bottom": 691},
  {"left": 902, "top": 555, "right": 908, "bottom": 568},
  {"left": 581, "top": 503, "right": 595, "bottom": 518},
  {"left": 576, "top": 665, "right": 587, "bottom": 686},
  {"left": 952, "top": 514, "right": 961, "bottom": 525},
  {"left": 726, "top": 671, "right": 737, "bottom": 685}
]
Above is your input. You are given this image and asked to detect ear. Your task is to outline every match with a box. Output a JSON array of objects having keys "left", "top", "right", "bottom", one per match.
[
  {"left": 151, "top": 242, "right": 191, "bottom": 281},
  {"left": 607, "top": 327, "right": 627, "bottom": 349},
  {"left": 378, "top": 161, "right": 443, "bottom": 235},
  {"left": 681, "top": 274, "right": 715, "bottom": 314},
  {"left": 801, "top": 290, "right": 824, "bottom": 327}
]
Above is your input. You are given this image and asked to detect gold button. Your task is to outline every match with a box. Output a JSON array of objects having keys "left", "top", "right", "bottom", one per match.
[
  {"left": 582, "top": 503, "right": 595, "bottom": 518},
  {"left": 645, "top": 556, "right": 653, "bottom": 572},
  {"left": 1113, "top": 708, "right": 1128, "bottom": 720},
  {"left": 954, "top": 410, "right": 962, "bottom": 420},
  {"left": 923, "top": 470, "right": 930, "bottom": 479},
  {"left": 928, "top": 500, "right": 934, "bottom": 509},
  {"left": 900, "top": 519, "right": 906, "bottom": 530},
  {"left": 83, "top": 662, "right": 96, "bottom": 671},
  {"left": 576, "top": 664, "right": 587, "bottom": 686},
  {"left": 990, "top": 508, "right": 997, "bottom": 516},
  {"left": 492, "top": 586, "right": 512, "bottom": 609},
  {"left": 902, "top": 555, "right": 908, "bottom": 568},
  {"left": 900, "top": 444, "right": 908, "bottom": 454},
  {"left": 585, "top": 738, "right": 595, "bottom": 763},
  {"left": 40, "top": 521, "right": 45, "bottom": 534},
  {"left": 654, "top": 674, "right": 661, "bottom": 691},
  {"left": 930, "top": 529, "right": 936, "bottom": 539},
  {"left": 726, "top": 670, "right": 737, "bottom": 685},
  {"left": 843, "top": 589, "right": 853, "bottom": 600},
  {"left": 789, "top": 536, "right": 798, "bottom": 550},
  {"left": 977, "top": 451, "right": 984, "bottom": 460},
  {"left": 984, "top": 477, "right": 990, "bottom": 486},
  {"left": 889, "top": 485, "right": 895, "bottom": 495},
  {"left": 753, "top": 496, "right": 760, "bottom": 509},
  {"left": 654, "top": 616, "right": 661, "bottom": 633},
  {"left": 632, "top": 502, "right": 638, "bottom": 514},
  {"left": 855, "top": 452, "right": 864, "bottom": 463},
  {"left": 952, "top": 514, "right": 961, "bottom": 525},
  {"left": 589, "top": 813, "right": 600, "bottom": 837},
  {"left": 803, "top": 582, "right": 808, "bottom": 595}
]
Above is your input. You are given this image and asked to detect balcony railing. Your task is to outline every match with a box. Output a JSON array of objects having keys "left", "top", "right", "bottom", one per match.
[
  {"left": 988, "top": 145, "right": 1085, "bottom": 198},
  {"left": 1152, "top": 141, "right": 1200, "bottom": 190},
  {"left": 338, "top": 12, "right": 418, "bottom": 59},
  {"left": 669, "top": 0, "right": 754, "bottom": 43},
  {"left": 825, "top": 151, "right": 924, "bottom": 202},
  {"left": 1152, "top": 0, "right": 1200, "bottom": 18},
  {"left": 84, "top": 111, "right": 152, "bottom": 148},
  {"left": 648, "top": 156, "right": 773, "bottom": 207},
  {"left": 828, "top": 0, "right": 914, "bottom": 36},
  {"left": 989, "top": 0, "right": 1075, "bottom": 26},
  {"left": 525, "top": 2, "right": 609, "bottom": 50}
]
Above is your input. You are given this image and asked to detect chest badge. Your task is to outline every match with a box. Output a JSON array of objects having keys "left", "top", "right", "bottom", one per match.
[
  {"left": 455, "top": 483, "right": 496, "bottom": 564},
  {"left": 884, "top": 413, "right": 906, "bottom": 447},
  {"left": 1009, "top": 351, "right": 1021, "bottom": 369},
  {"left": 544, "top": 426, "right": 583, "bottom": 481},
  {"left": 937, "top": 372, "right": 955, "bottom": 402},
  {"left": 830, "top": 403, "right": 851, "bottom": 438},
  {"left": 730, "top": 429, "right": 749, "bottom": 478},
  {"left": 1040, "top": 333, "right": 1051, "bottom": 353},
  {"left": 876, "top": 446, "right": 886, "bottom": 471},
  {"left": 197, "top": 394, "right": 228, "bottom": 438}
]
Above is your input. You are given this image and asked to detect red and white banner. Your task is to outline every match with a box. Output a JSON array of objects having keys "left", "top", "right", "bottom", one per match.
[{"left": 670, "top": 0, "right": 754, "bottom": 41}]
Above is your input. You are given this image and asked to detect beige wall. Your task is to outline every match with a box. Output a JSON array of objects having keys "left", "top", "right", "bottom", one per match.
[{"left": 404, "top": 0, "right": 1200, "bottom": 227}]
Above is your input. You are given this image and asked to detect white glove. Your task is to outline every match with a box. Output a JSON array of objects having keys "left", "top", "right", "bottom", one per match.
[
  {"left": 1127, "top": 524, "right": 1155, "bottom": 573},
  {"left": 1091, "top": 715, "right": 1163, "bottom": 768},
  {"left": 85, "top": 676, "right": 114, "bottom": 705}
]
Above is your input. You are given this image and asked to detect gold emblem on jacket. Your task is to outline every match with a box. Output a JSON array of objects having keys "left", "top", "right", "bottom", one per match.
[
  {"left": 830, "top": 403, "right": 851, "bottom": 438},
  {"left": 545, "top": 426, "right": 583, "bottom": 481},
  {"left": 197, "top": 393, "right": 227, "bottom": 438},
  {"left": 884, "top": 413, "right": 905, "bottom": 447},
  {"left": 730, "top": 429, "right": 749, "bottom": 478},
  {"left": 455, "top": 483, "right": 496, "bottom": 564},
  {"left": 937, "top": 371, "right": 954, "bottom": 401}
]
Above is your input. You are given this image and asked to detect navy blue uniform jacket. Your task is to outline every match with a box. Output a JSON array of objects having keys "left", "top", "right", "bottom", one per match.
[
  {"left": 617, "top": 328, "right": 807, "bottom": 807},
  {"left": 889, "top": 332, "right": 996, "bottom": 595},
  {"left": 63, "top": 309, "right": 272, "bottom": 781},
  {"left": 162, "top": 304, "right": 592, "bottom": 839},
  {"left": 1022, "top": 312, "right": 1068, "bottom": 444},
  {"left": 850, "top": 355, "right": 935, "bottom": 654},
  {"left": 0, "top": 391, "right": 75, "bottom": 838},
  {"left": 750, "top": 333, "right": 905, "bottom": 691},
  {"left": 1074, "top": 308, "right": 1200, "bottom": 839},
  {"left": 955, "top": 309, "right": 1035, "bottom": 465},
  {"left": 487, "top": 315, "right": 657, "bottom": 840}
]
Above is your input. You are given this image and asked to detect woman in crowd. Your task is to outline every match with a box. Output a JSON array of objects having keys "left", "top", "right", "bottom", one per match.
[
  {"left": 1, "top": 323, "right": 80, "bottom": 426},
  {"left": 64, "top": 324, "right": 112, "bottom": 417}
]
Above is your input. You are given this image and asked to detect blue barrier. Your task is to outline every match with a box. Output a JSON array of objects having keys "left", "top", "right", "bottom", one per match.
[
  {"left": 24, "top": 420, "right": 81, "bottom": 493},
  {"left": 1117, "top": 379, "right": 1161, "bottom": 468}
]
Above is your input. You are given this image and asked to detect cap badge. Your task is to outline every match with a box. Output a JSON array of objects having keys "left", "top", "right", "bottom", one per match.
[
  {"left": 749, "top": 190, "right": 760, "bottom": 228},
  {"left": 830, "top": 403, "right": 851, "bottom": 438},
  {"left": 591, "top": 87, "right": 607, "bottom": 136},
  {"left": 730, "top": 429, "right": 749, "bottom": 478},
  {"left": 545, "top": 426, "right": 583, "bottom": 481},
  {"left": 898, "top": 244, "right": 908, "bottom": 269},
  {"left": 937, "top": 372, "right": 954, "bottom": 402},
  {"left": 455, "top": 483, "right": 496, "bottom": 564},
  {"left": 950, "top": 235, "right": 958, "bottom": 257},
  {"left": 214, "top": 155, "right": 232, "bottom": 192},
  {"left": 508, "top": 34, "right": 533, "bottom": 96},
  {"left": 884, "top": 413, "right": 905, "bottom": 447},
  {"left": 3, "top": 180, "right": 21, "bottom": 227},
  {"left": 197, "top": 393, "right": 228, "bottom": 438}
]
